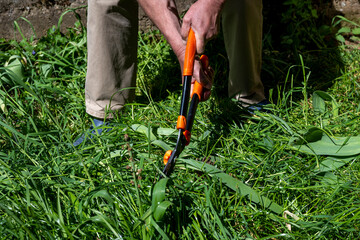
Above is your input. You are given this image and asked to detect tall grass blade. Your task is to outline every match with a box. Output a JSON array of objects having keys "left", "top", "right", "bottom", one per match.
[{"left": 0, "top": 203, "right": 37, "bottom": 239}]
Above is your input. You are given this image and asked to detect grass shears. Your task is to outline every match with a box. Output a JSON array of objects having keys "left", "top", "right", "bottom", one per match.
[{"left": 160, "top": 29, "right": 209, "bottom": 178}]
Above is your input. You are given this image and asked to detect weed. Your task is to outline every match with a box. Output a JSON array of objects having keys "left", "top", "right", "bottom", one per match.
[{"left": 0, "top": 8, "right": 360, "bottom": 239}]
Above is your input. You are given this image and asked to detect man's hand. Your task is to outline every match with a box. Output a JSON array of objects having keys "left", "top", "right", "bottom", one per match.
[
  {"left": 176, "top": 48, "right": 213, "bottom": 98},
  {"left": 181, "top": 0, "right": 225, "bottom": 54},
  {"left": 191, "top": 56, "right": 214, "bottom": 101},
  {"left": 137, "top": 0, "right": 217, "bottom": 96}
]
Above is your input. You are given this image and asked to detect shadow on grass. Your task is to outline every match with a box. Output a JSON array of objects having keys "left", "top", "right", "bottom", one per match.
[
  {"left": 137, "top": 1, "right": 347, "bottom": 142},
  {"left": 261, "top": 0, "right": 345, "bottom": 101},
  {"left": 143, "top": 1, "right": 345, "bottom": 103}
]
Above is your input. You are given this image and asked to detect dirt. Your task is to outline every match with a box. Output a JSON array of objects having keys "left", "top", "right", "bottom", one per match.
[
  {"left": 333, "top": 0, "right": 360, "bottom": 23},
  {"left": 0, "top": 0, "right": 87, "bottom": 40},
  {"left": 1, "top": 0, "right": 360, "bottom": 41},
  {"left": 0, "top": 0, "right": 196, "bottom": 41}
]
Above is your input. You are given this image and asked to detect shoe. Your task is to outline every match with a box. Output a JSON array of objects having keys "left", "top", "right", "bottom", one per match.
[
  {"left": 246, "top": 99, "right": 271, "bottom": 115},
  {"left": 73, "top": 118, "right": 112, "bottom": 147}
]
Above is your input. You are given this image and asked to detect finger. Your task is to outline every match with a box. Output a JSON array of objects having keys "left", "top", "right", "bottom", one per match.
[
  {"left": 197, "top": 77, "right": 211, "bottom": 90},
  {"left": 192, "top": 59, "right": 212, "bottom": 89},
  {"left": 206, "top": 66, "right": 215, "bottom": 82},
  {"left": 200, "top": 68, "right": 213, "bottom": 89},
  {"left": 202, "top": 89, "right": 211, "bottom": 101},
  {"left": 194, "top": 32, "right": 205, "bottom": 54},
  {"left": 181, "top": 19, "right": 191, "bottom": 41}
]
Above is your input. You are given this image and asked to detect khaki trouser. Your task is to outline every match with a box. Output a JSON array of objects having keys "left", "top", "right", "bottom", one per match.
[
  {"left": 222, "top": 0, "right": 265, "bottom": 105},
  {"left": 85, "top": 0, "right": 264, "bottom": 119}
]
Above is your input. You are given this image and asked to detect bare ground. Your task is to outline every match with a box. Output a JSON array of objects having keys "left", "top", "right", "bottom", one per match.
[
  {"left": 0, "top": 0, "right": 196, "bottom": 40},
  {"left": 0, "top": 0, "right": 359, "bottom": 41}
]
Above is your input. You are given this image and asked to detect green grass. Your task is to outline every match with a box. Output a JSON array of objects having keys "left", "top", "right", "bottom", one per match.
[{"left": 0, "top": 16, "right": 360, "bottom": 239}]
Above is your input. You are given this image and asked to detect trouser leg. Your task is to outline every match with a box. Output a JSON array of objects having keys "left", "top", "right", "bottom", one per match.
[
  {"left": 85, "top": 0, "right": 138, "bottom": 119},
  {"left": 222, "top": 0, "right": 265, "bottom": 105}
]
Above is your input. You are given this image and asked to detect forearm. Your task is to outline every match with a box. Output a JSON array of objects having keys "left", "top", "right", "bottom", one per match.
[{"left": 137, "top": 0, "right": 183, "bottom": 58}]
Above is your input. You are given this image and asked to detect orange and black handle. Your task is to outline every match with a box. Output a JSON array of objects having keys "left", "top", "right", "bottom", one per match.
[
  {"left": 177, "top": 28, "right": 197, "bottom": 132},
  {"left": 184, "top": 55, "right": 209, "bottom": 139},
  {"left": 177, "top": 29, "right": 209, "bottom": 131},
  {"left": 161, "top": 28, "right": 209, "bottom": 178},
  {"left": 183, "top": 28, "right": 196, "bottom": 77}
]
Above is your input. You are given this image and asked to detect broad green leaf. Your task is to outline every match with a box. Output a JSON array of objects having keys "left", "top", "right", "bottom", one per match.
[
  {"left": 318, "top": 156, "right": 356, "bottom": 172},
  {"left": 312, "top": 93, "right": 326, "bottom": 114},
  {"left": 151, "top": 178, "right": 168, "bottom": 213},
  {"left": 312, "top": 91, "right": 338, "bottom": 117},
  {"left": 321, "top": 172, "right": 345, "bottom": 187},
  {"left": 304, "top": 127, "right": 323, "bottom": 142},
  {"left": 41, "top": 64, "right": 53, "bottom": 78},
  {"left": 350, "top": 35, "right": 360, "bottom": 42},
  {"left": 1, "top": 64, "right": 40, "bottom": 102},
  {"left": 296, "top": 135, "right": 360, "bottom": 156},
  {"left": 337, "top": 27, "right": 351, "bottom": 34},
  {"left": 131, "top": 124, "right": 157, "bottom": 141},
  {"left": 157, "top": 127, "right": 176, "bottom": 136},
  {"left": 182, "top": 159, "right": 284, "bottom": 214},
  {"left": 336, "top": 34, "right": 346, "bottom": 43},
  {"left": 150, "top": 179, "right": 172, "bottom": 225},
  {"left": 137, "top": 153, "right": 159, "bottom": 160},
  {"left": 2, "top": 57, "right": 24, "bottom": 82},
  {"left": 311, "top": 9, "right": 318, "bottom": 18},
  {"left": 352, "top": 27, "right": 360, "bottom": 35},
  {"left": 152, "top": 139, "right": 172, "bottom": 151},
  {"left": 294, "top": 127, "right": 324, "bottom": 145},
  {"left": 153, "top": 201, "right": 172, "bottom": 221}
]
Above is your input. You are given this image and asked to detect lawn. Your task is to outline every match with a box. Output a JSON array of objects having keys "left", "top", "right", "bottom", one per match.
[{"left": 0, "top": 7, "right": 360, "bottom": 240}]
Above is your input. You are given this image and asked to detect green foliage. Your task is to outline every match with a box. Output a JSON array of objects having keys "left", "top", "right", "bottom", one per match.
[
  {"left": 333, "top": 15, "right": 360, "bottom": 44},
  {"left": 281, "top": 0, "right": 324, "bottom": 50},
  {"left": 262, "top": 0, "right": 344, "bottom": 98},
  {"left": 1, "top": 9, "right": 360, "bottom": 239},
  {"left": 137, "top": 31, "right": 180, "bottom": 102}
]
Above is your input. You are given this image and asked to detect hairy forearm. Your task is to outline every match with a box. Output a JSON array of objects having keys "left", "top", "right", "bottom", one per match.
[{"left": 137, "top": 0, "right": 183, "bottom": 58}]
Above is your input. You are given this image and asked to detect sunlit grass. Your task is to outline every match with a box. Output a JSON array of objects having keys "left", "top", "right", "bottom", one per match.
[{"left": 0, "top": 16, "right": 359, "bottom": 239}]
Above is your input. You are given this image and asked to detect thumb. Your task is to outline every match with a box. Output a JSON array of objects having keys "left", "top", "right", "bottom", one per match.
[{"left": 181, "top": 21, "right": 191, "bottom": 41}]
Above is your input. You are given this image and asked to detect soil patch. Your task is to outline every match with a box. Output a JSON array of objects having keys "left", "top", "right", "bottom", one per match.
[
  {"left": 0, "top": 0, "right": 196, "bottom": 40},
  {"left": 1, "top": 0, "right": 359, "bottom": 41}
]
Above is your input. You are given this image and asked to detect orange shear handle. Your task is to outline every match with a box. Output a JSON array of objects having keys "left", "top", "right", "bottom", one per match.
[{"left": 183, "top": 28, "right": 196, "bottom": 77}]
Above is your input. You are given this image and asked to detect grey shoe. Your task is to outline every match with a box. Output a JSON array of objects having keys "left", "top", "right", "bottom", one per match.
[{"left": 73, "top": 118, "right": 112, "bottom": 147}]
